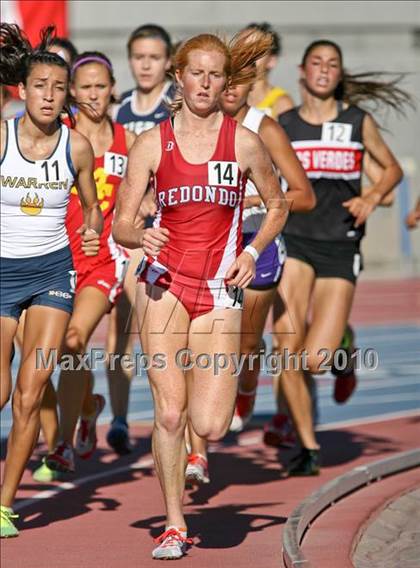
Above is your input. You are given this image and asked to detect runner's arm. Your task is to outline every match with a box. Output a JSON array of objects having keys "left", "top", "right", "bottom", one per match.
[
  {"left": 343, "top": 114, "right": 402, "bottom": 227},
  {"left": 406, "top": 196, "right": 420, "bottom": 229},
  {"left": 225, "top": 126, "right": 288, "bottom": 288},
  {"left": 237, "top": 125, "right": 288, "bottom": 255},
  {"left": 113, "top": 127, "right": 168, "bottom": 252},
  {"left": 362, "top": 152, "right": 395, "bottom": 207},
  {"left": 260, "top": 116, "right": 316, "bottom": 212},
  {"left": 71, "top": 131, "right": 103, "bottom": 236}
]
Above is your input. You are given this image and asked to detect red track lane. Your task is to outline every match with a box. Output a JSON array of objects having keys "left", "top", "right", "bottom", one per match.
[
  {"left": 350, "top": 278, "right": 420, "bottom": 326},
  {"left": 1, "top": 415, "right": 419, "bottom": 568}
]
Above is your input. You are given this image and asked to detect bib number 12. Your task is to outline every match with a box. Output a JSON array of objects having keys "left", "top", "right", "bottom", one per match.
[
  {"left": 208, "top": 161, "right": 239, "bottom": 187},
  {"left": 321, "top": 122, "right": 353, "bottom": 144}
]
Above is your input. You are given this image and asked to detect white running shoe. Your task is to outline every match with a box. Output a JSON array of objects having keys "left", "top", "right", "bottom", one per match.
[
  {"left": 152, "top": 526, "right": 192, "bottom": 559},
  {"left": 185, "top": 453, "right": 210, "bottom": 485},
  {"left": 75, "top": 394, "right": 106, "bottom": 459}
]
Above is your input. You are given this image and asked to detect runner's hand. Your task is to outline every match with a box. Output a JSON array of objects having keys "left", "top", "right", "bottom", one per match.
[
  {"left": 225, "top": 251, "right": 256, "bottom": 288},
  {"left": 342, "top": 193, "right": 380, "bottom": 228},
  {"left": 405, "top": 209, "right": 420, "bottom": 229},
  {"left": 78, "top": 226, "right": 100, "bottom": 257},
  {"left": 140, "top": 191, "right": 157, "bottom": 218},
  {"left": 243, "top": 196, "right": 263, "bottom": 209},
  {"left": 142, "top": 227, "right": 169, "bottom": 257}
]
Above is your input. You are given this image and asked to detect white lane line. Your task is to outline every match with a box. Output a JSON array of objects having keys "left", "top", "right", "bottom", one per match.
[
  {"left": 259, "top": 376, "right": 420, "bottom": 393},
  {"left": 327, "top": 393, "right": 420, "bottom": 406},
  {"left": 356, "top": 336, "right": 420, "bottom": 344},
  {"left": 315, "top": 408, "right": 420, "bottom": 431},
  {"left": 255, "top": 392, "right": 420, "bottom": 407},
  {"left": 15, "top": 456, "right": 155, "bottom": 512}
]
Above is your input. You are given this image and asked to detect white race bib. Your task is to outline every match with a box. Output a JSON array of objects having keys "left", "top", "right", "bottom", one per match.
[
  {"left": 208, "top": 161, "right": 239, "bottom": 187},
  {"left": 321, "top": 122, "right": 353, "bottom": 144},
  {"left": 104, "top": 152, "right": 128, "bottom": 178}
]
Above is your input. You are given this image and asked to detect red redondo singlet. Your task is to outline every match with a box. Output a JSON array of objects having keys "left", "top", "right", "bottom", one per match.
[{"left": 138, "top": 113, "right": 248, "bottom": 319}]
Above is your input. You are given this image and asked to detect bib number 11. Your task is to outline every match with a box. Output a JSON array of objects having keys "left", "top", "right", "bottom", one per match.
[{"left": 208, "top": 161, "right": 239, "bottom": 187}]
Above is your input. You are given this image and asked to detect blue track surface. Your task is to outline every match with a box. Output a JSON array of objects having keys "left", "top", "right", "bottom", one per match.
[{"left": 1, "top": 323, "right": 419, "bottom": 437}]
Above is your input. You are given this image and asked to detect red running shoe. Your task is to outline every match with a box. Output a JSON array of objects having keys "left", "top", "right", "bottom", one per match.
[
  {"left": 46, "top": 442, "right": 75, "bottom": 473},
  {"left": 332, "top": 325, "right": 358, "bottom": 404},
  {"left": 333, "top": 371, "right": 357, "bottom": 404},
  {"left": 229, "top": 390, "right": 256, "bottom": 432},
  {"left": 263, "top": 413, "right": 297, "bottom": 448}
]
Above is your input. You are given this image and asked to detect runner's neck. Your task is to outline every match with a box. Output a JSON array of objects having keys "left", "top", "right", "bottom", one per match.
[
  {"left": 135, "top": 80, "right": 167, "bottom": 112},
  {"left": 175, "top": 103, "right": 223, "bottom": 135},
  {"left": 234, "top": 104, "right": 250, "bottom": 124},
  {"left": 75, "top": 114, "right": 113, "bottom": 157},
  {"left": 299, "top": 94, "right": 339, "bottom": 125},
  {"left": 248, "top": 77, "right": 272, "bottom": 106}
]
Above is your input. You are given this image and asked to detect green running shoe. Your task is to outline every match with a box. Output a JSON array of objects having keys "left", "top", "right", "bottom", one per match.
[
  {"left": 1, "top": 505, "right": 19, "bottom": 538},
  {"left": 33, "top": 457, "right": 63, "bottom": 483}
]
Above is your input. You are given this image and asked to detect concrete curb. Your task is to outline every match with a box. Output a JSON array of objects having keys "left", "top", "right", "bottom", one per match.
[{"left": 282, "top": 448, "right": 420, "bottom": 568}]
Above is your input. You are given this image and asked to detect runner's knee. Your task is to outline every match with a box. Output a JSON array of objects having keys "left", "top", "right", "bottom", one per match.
[
  {"left": 155, "top": 407, "right": 186, "bottom": 435},
  {"left": 65, "top": 325, "right": 87, "bottom": 354},
  {"left": 192, "top": 416, "right": 230, "bottom": 441},
  {"left": 240, "top": 332, "right": 263, "bottom": 356},
  {"left": 306, "top": 347, "right": 332, "bottom": 375},
  {"left": 12, "top": 381, "right": 45, "bottom": 423}
]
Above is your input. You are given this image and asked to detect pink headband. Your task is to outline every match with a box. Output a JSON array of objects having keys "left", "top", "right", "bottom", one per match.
[{"left": 72, "top": 56, "right": 113, "bottom": 75}]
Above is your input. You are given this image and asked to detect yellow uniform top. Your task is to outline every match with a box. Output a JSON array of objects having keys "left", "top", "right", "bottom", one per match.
[{"left": 256, "top": 86, "right": 289, "bottom": 117}]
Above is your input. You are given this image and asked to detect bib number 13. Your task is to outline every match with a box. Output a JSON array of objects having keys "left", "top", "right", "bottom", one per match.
[
  {"left": 104, "top": 152, "right": 128, "bottom": 178},
  {"left": 208, "top": 161, "right": 239, "bottom": 187}
]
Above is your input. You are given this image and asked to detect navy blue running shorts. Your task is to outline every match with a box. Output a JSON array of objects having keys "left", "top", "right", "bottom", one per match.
[{"left": 0, "top": 246, "right": 75, "bottom": 321}]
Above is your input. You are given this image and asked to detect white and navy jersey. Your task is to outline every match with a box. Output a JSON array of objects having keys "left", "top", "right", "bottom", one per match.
[
  {"left": 242, "top": 107, "right": 267, "bottom": 232},
  {"left": 279, "top": 105, "right": 366, "bottom": 242},
  {"left": 0, "top": 118, "right": 75, "bottom": 258},
  {"left": 242, "top": 106, "right": 287, "bottom": 232},
  {"left": 113, "top": 81, "right": 175, "bottom": 135}
]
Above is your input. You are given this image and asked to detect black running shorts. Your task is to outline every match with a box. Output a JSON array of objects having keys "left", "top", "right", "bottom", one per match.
[{"left": 283, "top": 233, "right": 363, "bottom": 284}]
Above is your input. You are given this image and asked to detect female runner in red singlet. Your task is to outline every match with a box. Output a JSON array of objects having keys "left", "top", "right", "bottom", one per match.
[
  {"left": 43, "top": 52, "right": 135, "bottom": 476},
  {"left": 113, "top": 31, "right": 288, "bottom": 560}
]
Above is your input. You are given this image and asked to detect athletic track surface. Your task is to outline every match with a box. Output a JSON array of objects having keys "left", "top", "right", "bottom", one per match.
[{"left": 1, "top": 278, "right": 419, "bottom": 567}]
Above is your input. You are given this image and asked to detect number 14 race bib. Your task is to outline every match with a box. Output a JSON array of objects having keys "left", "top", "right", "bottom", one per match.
[{"left": 208, "top": 161, "right": 239, "bottom": 187}]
